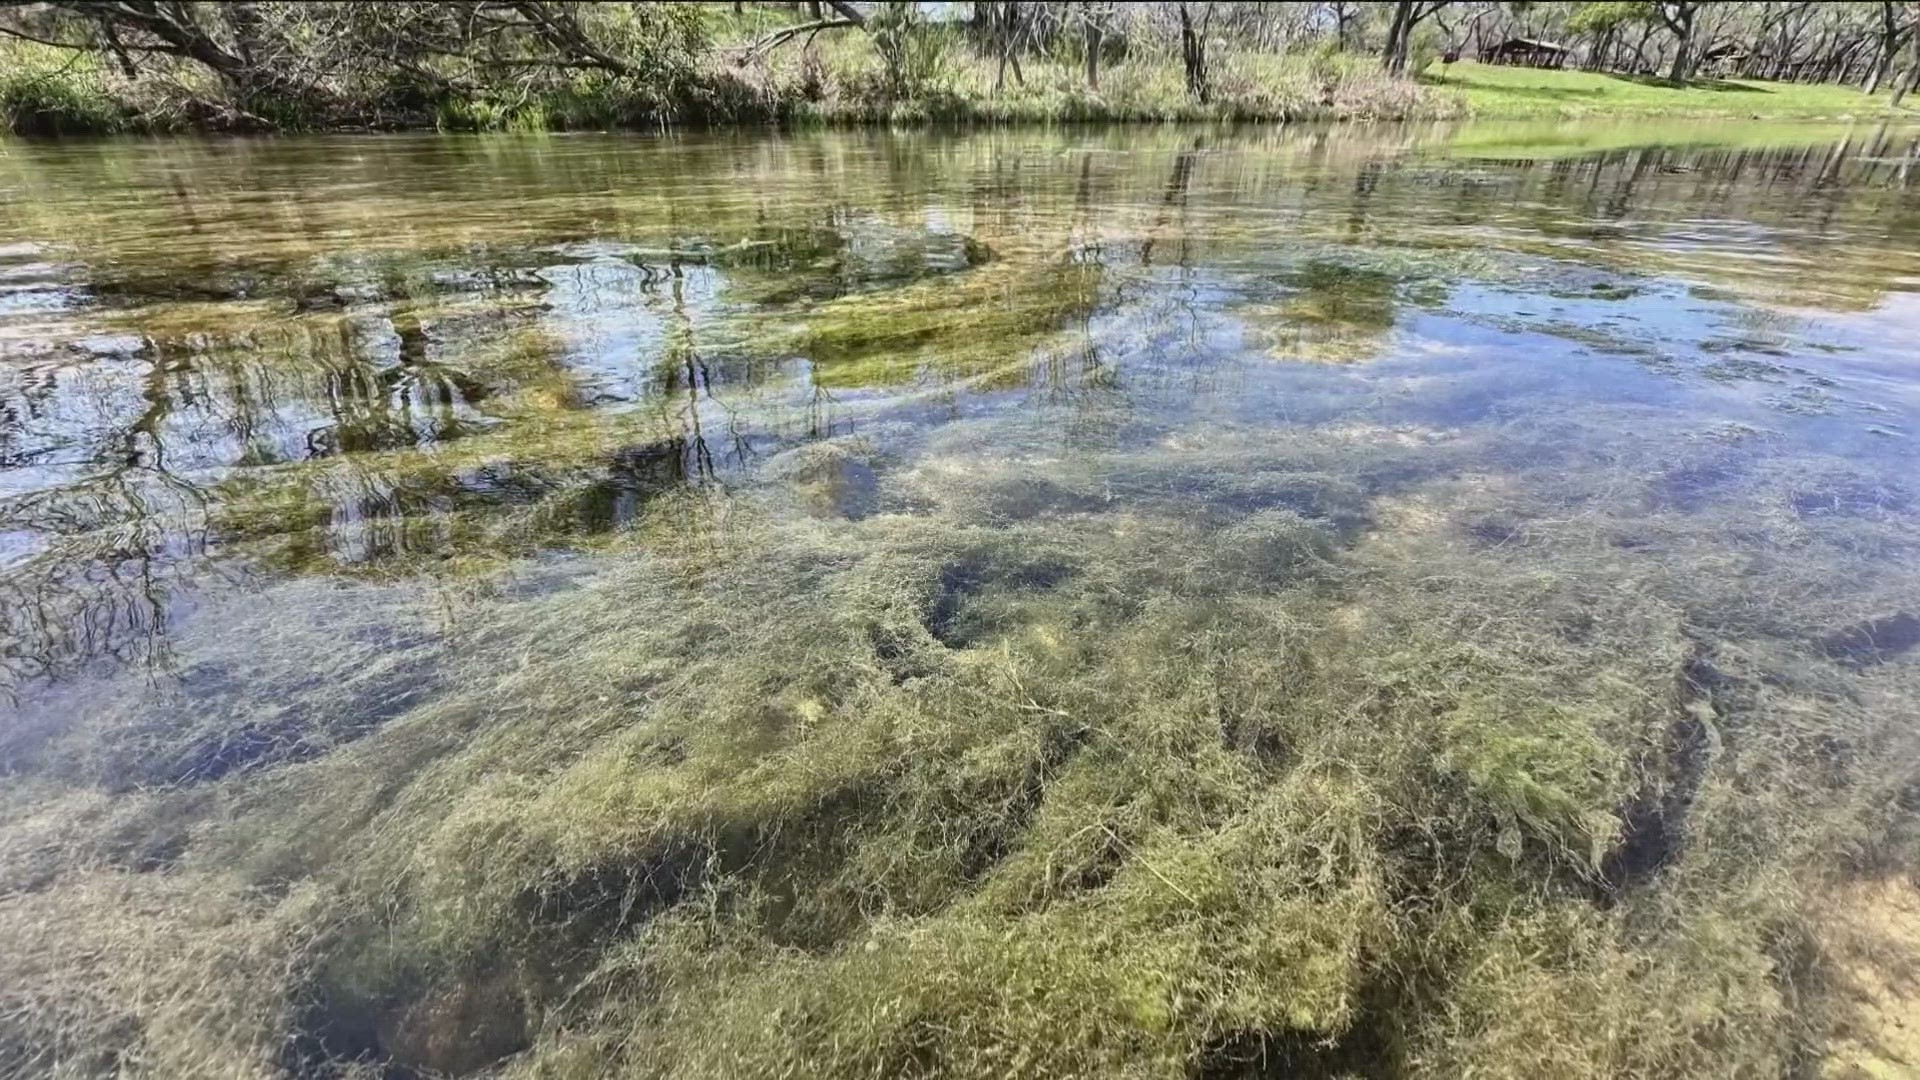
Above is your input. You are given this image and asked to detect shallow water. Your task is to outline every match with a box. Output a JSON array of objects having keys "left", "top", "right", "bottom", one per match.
[
  {"left": 2, "top": 121, "right": 1916, "bottom": 698},
  {"left": 2, "top": 120, "right": 1920, "bottom": 1075}
]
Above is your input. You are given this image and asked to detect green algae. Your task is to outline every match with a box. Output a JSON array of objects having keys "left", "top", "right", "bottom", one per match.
[
  {"left": 788, "top": 258, "right": 1102, "bottom": 390},
  {"left": 7, "top": 406, "right": 1916, "bottom": 1077}
]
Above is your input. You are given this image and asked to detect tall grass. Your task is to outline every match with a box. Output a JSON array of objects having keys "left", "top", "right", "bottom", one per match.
[
  {"left": 720, "top": 30, "right": 1449, "bottom": 125},
  {"left": 0, "top": 44, "right": 124, "bottom": 136},
  {"left": 1, "top": 29, "right": 1455, "bottom": 137}
]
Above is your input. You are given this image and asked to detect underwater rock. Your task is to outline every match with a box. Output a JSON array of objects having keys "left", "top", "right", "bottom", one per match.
[
  {"left": 1819, "top": 613, "right": 1920, "bottom": 667},
  {"left": 1599, "top": 649, "right": 1719, "bottom": 898},
  {"left": 379, "top": 976, "right": 530, "bottom": 1078}
]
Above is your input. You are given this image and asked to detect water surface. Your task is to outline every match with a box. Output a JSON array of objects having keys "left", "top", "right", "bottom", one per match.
[{"left": 2, "top": 122, "right": 1915, "bottom": 697}]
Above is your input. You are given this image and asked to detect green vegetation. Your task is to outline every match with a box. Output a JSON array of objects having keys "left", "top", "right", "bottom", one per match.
[
  {"left": 737, "top": 29, "right": 1439, "bottom": 125},
  {"left": 0, "top": 42, "right": 124, "bottom": 136},
  {"left": 1432, "top": 59, "right": 1914, "bottom": 119},
  {"left": 6, "top": 2, "right": 1920, "bottom": 135}
]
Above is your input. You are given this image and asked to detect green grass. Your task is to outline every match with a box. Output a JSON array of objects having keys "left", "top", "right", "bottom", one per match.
[
  {"left": 0, "top": 43, "right": 125, "bottom": 136},
  {"left": 1433, "top": 60, "right": 1919, "bottom": 120}
]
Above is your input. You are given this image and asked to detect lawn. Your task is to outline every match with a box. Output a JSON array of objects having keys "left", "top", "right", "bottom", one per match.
[{"left": 1433, "top": 60, "right": 1919, "bottom": 119}]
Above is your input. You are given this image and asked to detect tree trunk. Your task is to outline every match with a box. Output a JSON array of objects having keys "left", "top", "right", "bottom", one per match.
[
  {"left": 1824, "top": 36, "right": 1869, "bottom": 84},
  {"left": 998, "top": 2, "right": 1013, "bottom": 91},
  {"left": 1383, "top": 0, "right": 1413, "bottom": 73},
  {"left": 1667, "top": 24, "right": 1692, "bottom": 81},
  {"left": 989, "top": 2, "right": 1024, "bottom": 92},
  {"left": 1084, "top": 4, "right": 1101, "bottom": 91},
  {"left": 1655, "top": 1, "right": 1697, "bottom": 82},
  {"left": 1894, "top": 37, "right": 1920, "bottom": 107},
  {"left": 93, "top": 2, "right": 293, "bottom": 99},
  {"left": 99, "top": 22, "right": 140, "bottom": 78},
  {"left": 1893, "top": 9, "right": 1920, "bottom": 106},
  {"left": 1008, "top": 4, "right": 1024, "bottom": 88},
  {"left": 824, "top": 1, "right": 865, "bottom": 24},
  {"left": 1628, "top": 22, "right": 1655, "bottom": 74},
  {"left": 1867, "top": 1, "right": 1902, "bottom": 93},
  {"left": 221, "top": 3, "right": 267, "bottom": 69},
  {"left": 1178, "top": 3, "right": 1209, "bottom": 104}
]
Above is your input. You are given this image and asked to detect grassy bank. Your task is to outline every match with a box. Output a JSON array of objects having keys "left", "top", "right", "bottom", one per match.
[
  {"left": 0, "top": 38, "right": 1441, "bottom": 135},
  {"left": 4, "top": 24, "right": 1916, "bottom": 136},
  {"left": 1433, "top": 60, "right": 1920, "bottom": 120},
  {"left": 713, "top": 20, "right": 1438, "bottom": 125}
]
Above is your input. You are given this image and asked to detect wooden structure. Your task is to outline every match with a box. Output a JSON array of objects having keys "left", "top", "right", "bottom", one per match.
[
  {"left": 1478, "top": 37, "right": 1573, "bottom": 69},
  {"left": 1698, "top": 43, "right": 1762, "bottom": 78}
]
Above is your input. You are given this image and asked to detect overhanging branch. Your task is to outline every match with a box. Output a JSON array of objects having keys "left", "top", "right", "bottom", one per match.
[{"left": 734, "top": 16, "right": 861, "bottom": 63}]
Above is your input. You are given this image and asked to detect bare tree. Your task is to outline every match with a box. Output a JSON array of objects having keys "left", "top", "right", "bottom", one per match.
[
  {"left": 0, "top": 1, "right": 302, "bottom": 97},
  {"left": 1383, "top": 0, "right": 1451, "bottom": 75},
  {"left": 1177, "top": 1, "right": 1212, "bottom": 104},
  {"left": 1894, "top": 2, "right": 1920, "bottom": 105},
  {"left": 1082, "top": 1, "right": 1111, "bottom": 91},
  {"left": 985, "top": 1, "right": 1025, "bottom": 92},
  {"left": 1865, "top": 0, "right": 1913, "bottom": 92}
]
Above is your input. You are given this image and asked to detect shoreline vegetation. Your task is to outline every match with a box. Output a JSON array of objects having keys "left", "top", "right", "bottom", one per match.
[{"left": 4, "top": 3, "right": 1920, "bottom": 137}]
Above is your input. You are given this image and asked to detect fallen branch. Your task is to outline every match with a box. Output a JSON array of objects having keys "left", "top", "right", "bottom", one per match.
[
  {"left": 508, "top": 1, "right": 636, "bottom": 77},
  {"left": 734, "top": 16, "right": 860, "bottom": 63}
]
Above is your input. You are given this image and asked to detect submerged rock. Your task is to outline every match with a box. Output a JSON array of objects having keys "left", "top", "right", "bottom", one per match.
[{"left": 1820, "top": 613, "right": 1920, "bottom": 667}]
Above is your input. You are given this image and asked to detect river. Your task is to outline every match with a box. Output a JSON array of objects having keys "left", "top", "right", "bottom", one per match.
[{"left": 1, "top": 122, "right": 1917, "bottom": 1077}]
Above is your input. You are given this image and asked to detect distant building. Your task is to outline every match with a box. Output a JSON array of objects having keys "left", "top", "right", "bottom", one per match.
[
  {"left": 1698, "top": 43, "right": 1761, "bottom": 77},
  {"left": 1478, "top": 38, "right": 1574, "bottom": 69}
]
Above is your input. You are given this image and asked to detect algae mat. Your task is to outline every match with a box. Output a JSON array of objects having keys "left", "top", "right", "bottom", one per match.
[{"left": 2, "top": 122, "right": 1919, "bottom": 1079}]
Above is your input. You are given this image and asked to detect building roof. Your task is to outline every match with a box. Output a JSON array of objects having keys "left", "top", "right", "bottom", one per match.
[{"left": 1488, "top": 37, "right": 1572, "bottom": 54}]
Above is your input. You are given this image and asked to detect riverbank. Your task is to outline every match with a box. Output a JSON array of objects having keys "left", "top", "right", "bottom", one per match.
[
  {"left": 6, "top": 30, "right": 1916, "bottom": 138},
  {"left": 0, "top": 35, "right": 1436, "bottom": 134}
]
